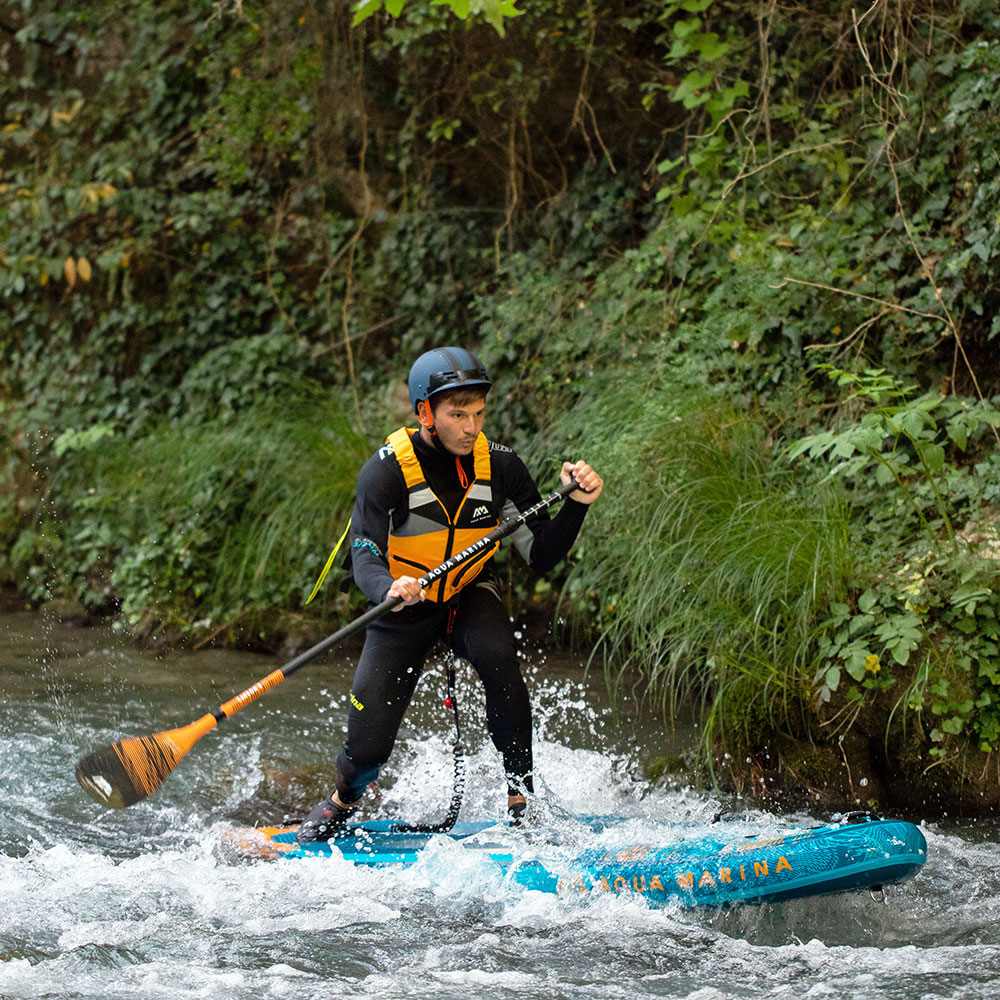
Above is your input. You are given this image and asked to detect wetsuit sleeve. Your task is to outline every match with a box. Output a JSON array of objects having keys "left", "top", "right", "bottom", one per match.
[
  {"left": 495, "top": 448, "right": 589, "bottom": 574},
  {"left": 350, "top": 451, "right": 407, "bottom": 605}
]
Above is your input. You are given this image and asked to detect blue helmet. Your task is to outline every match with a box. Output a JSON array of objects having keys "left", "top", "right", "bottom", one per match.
[{"left": 407, "top": 346, "right": 491, "bottom": 413}]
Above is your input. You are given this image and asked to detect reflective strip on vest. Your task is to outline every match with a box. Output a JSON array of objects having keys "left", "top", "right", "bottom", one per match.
[{"left": 384, "top": 427, "right": 499, "bottom": 602}]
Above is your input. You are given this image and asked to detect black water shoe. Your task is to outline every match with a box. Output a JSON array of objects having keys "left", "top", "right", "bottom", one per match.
[
  {"left": 295, "top": 796, "right": 356, "bottom": 844},
  {"left": 508, "top": 798, "right": 527, "bottom": 828}
]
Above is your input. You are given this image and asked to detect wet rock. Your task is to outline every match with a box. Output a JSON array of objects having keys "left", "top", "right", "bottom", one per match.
[
  {"left": 644, "top": 753, "right": 693, "bottom": 787},
  {"left": 226, "top": 762, "right": 341, "bottom": 826},
  {"left": 40, "top": 598, "right": 88, "bottom": 623},
  {"left": 712, "top": 724, "right": 1000, "bottom": 820}
]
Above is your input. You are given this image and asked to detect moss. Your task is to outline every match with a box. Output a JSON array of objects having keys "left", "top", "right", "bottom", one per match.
[{"left": 643, "top": 754, "right": 691, "bottom": 784}]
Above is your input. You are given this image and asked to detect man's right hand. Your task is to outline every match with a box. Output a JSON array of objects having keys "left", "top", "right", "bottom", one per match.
[{"left": 388, "top": 575, "right": 426, "bottom": 609}]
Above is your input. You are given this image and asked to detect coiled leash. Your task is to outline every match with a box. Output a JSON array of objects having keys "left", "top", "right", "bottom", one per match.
[{"left": 392, "top": 601, "right": 466, "bottom": 834}]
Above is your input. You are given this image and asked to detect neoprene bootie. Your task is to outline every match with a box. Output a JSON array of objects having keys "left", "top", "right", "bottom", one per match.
[{"left": 295, "top": 796, "right": 356, "bottom": 844}]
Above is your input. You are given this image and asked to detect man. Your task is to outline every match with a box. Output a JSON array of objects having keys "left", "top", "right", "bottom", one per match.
[{"left": 296, "top": 346, "right": 603, "bottom": 843}]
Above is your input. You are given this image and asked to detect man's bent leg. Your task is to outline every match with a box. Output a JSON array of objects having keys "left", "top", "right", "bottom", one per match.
[
  {"left": 335, "top": 608, "right": 444, "bottom": 798},
  {"left": 297, "top": 606, "right": 445, "bottom": 844},
  {"left": 450, "top": 582, "right": 534, "bottom": 801}
]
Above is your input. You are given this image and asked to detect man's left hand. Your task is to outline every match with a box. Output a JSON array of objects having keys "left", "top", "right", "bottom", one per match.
[{"left": 562, "top": 461, "right": 603, "bottom": 504}]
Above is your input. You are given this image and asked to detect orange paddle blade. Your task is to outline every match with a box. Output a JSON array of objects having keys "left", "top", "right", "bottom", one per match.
[{"left": 75, "top": 713, "right": 219, "bottom": 809}]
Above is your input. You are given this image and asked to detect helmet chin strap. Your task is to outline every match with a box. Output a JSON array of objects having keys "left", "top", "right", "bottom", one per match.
[{"left": 418, "top": 400, "right": 437, "bottom": 437}]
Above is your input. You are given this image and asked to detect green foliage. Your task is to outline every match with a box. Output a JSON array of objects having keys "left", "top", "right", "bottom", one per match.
[
  {"left": 522, "top": 367, "right": 854, "bottom": 765},
  {"left": 353, "top": 0, "right": 523, "bottom": 35},
  {"left": 790, "top": 367, "right": 1000, "bottom": 553},
  {"left": 53, "top": 423, "right": 116, "bottom": 457},
  {"left": 467, "top": 0, "right": 1000, "bottom": 777},
  {"left": 791, "top": 366, "right": 1000, "bottom": 753},
  {"left": 54, "top": 395, "right": 370, "bottom": 637},
  {"left": 647, "top": 0, "right": 751, "bottom": 145}
]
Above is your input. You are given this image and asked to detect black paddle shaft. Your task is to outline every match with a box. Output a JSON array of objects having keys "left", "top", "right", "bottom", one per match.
[{"left": 278, "top": 477, "right": 581, "bottom": 681}]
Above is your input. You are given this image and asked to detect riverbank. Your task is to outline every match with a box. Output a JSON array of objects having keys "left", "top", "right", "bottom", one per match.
[{"left": 702, "top": 725, "right": 1000, "bottom": 822}]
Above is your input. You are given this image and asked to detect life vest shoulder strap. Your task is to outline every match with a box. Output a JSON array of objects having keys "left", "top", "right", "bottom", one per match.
[
  {"left": 385, "top": 427, "right": 424, "bottom": 490},
  {"left": 472, "top": 433, "right": 491, "bottom": 484}
]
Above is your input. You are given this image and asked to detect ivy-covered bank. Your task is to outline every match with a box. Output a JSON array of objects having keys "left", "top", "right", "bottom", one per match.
[{"left": 2, "top": 0, "right": 1000, "bottom": 814}]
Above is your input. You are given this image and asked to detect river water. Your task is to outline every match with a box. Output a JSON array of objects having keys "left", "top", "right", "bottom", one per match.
[{"left": 1, "top": 610, "right": 999, "bottom": 1000}]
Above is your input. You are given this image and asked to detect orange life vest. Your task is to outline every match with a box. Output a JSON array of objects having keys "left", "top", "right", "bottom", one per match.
[{"left": 385, "top": 427, "right": 499, "bottom": 602}]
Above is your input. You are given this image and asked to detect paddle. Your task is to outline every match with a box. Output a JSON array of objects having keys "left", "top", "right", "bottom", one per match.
[{"left": 76, "top": 477, "right": 582, "bottom": 809}]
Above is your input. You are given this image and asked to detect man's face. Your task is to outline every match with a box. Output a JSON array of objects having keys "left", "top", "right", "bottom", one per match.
[{"left": 426, "top": 396, "right": 486, "bottom": 455}]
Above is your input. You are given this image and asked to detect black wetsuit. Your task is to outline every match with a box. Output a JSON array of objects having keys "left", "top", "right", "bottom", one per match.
[{"left": 334, "top": 430, "right": 589, "bottom": 803}]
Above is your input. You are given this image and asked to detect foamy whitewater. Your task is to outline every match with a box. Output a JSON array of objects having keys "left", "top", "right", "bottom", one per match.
[{"left": 2, "top": 612, "right": 998, "bottom": 1000}]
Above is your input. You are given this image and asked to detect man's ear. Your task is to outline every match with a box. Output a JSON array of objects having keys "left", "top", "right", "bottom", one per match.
[{"left": 417, "top": 399, "right": 434, "bottom": 429}]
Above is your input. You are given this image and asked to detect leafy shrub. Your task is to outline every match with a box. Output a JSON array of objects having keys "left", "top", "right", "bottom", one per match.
[
  {"left": 50, "top": 395, "right": 370, "bottom": 640},
  {"left": 791, "top": 367, "right": 1000, "bottom": 755}
]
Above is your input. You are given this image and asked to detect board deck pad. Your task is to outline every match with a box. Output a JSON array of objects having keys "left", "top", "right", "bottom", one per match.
[{"left": 225, "top": 815, "right": 927, "bottom": 908}]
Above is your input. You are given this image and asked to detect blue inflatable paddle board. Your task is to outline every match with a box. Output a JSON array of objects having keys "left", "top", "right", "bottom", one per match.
[{"left": 228, "top": 813, "right": 926, "bottom": 908}]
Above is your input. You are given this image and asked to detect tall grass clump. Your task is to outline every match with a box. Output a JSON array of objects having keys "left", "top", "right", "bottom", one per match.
[
  {"left": 56, "top": 393, "right": 371, "bottom": 642},
  {"left": 535, "top": 373, "right": 854, "bottom": 763}
]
